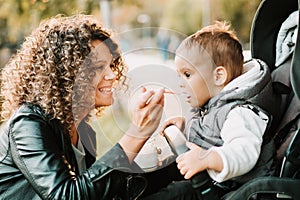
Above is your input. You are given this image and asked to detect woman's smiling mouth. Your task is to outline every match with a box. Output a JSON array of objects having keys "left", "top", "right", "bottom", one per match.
[{"left": 98, "top": 87, "right": 115, "bottom": 94}]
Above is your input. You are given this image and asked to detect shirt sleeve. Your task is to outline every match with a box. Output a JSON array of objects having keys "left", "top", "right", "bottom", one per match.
[{"left": 207, "top": 106, "right": 269, "bottom": 182}]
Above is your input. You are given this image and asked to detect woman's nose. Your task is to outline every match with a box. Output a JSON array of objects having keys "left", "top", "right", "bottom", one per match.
[{"left": 103, "top": 67, "right": 116, "bottom": 81}]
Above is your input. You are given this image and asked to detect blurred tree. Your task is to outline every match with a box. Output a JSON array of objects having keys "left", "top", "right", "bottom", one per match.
[
  {"left": 113, "top": 0, "right": 168, "bottom": 29},
  {"left": 0, "top": 18, "right": 8, "bottom": 48},
  {"left": 215, "top": 0, "right": 261, "bottom": 45},
  {"left": 115, "top": 0, "right": 140, "bottom": 6},
  {"left": 160, "top": 0, "right": 202, "bottom": 35},
  {"left": 157, "top": 0, "right": 261, "bottom": 46},
  {"left": 0, "top": 0, "right": 95, "bottom": 51},
  {"left": 0, "top": 0, "right": 262, "bottom": 59}
]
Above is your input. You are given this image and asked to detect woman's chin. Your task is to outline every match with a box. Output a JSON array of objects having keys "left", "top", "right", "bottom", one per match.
[{"left": 95, "top": 99, "right": 114, "bottom": 107}]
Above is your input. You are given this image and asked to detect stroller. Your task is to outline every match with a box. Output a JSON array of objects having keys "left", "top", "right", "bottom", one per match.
[{"left": 225, "top": 0, "right": 300, "bottom": 199}]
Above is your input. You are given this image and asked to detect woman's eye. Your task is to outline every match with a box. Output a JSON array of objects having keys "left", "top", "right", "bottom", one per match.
[
  {"left": 184, "top": 72, "right": 191, "bottom": 78},
  {"left": 94, "top": 65, "right": 105, "bottom": 70}
]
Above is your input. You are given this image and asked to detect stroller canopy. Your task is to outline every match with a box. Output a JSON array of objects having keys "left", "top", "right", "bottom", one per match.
[{"left": 250, "top": 0, "right": 300, "bottom": 99}]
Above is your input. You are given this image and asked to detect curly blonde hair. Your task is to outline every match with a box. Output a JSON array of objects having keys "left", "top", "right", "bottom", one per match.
[{"left": 0, "top": 14, "right": 127, "bottom": 132}]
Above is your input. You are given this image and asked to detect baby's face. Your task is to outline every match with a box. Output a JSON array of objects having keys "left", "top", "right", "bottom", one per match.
[{"left": 174, "top": 55, "right": 214, "bottom": 108}]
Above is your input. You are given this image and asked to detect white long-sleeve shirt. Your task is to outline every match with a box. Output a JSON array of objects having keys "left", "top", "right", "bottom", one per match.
[
  {"left": 207, "top": 60, "right": 270, "bottom": 182},
  {"left": 207, "top": 98, "right": 269, "bottom": 183}
]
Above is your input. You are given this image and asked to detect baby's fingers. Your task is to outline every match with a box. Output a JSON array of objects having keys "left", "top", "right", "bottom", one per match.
[{"left": 184, "top": 170, "right": 195, "bottom": 179}]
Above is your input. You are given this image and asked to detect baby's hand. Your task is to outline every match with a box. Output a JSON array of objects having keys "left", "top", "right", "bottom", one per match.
[
  {"left": 160, "top": 116, "right": 186, "bottom": 135},
  {"left": 176, "top": 142, "right": 211, "bottom": 179}
]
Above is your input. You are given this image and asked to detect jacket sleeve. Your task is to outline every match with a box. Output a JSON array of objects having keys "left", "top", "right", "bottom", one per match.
[{"left": 9, "top": 111, "right": 132, "bottom": 200}]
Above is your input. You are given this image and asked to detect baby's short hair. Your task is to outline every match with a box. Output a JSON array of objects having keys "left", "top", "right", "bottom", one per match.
[{"left": 177, "top": 21, "right": 244, "bottom": 83}]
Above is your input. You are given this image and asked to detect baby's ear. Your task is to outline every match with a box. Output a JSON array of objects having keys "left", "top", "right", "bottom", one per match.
[{"left": 213, "top": 66, "right": 228, "bottom": 86}]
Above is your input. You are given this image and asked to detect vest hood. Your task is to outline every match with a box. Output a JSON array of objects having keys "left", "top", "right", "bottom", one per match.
[{"left": 208, "top": 59, "right": 272, "bottom": 110}]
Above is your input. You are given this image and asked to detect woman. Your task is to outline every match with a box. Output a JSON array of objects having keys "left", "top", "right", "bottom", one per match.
[{"left": 0, "top": 14, "right": 165, "bottom": 199}]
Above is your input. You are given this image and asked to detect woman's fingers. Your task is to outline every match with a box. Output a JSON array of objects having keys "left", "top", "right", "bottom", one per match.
[
  {"left": 128, "top": 87, "right": 166, "bottom": 139},
  {"left": 136, "top": 87, "right": 165, "bottom": 109},
  {"left": 146, "top": 88, "right": 165, "bottom": 106},
  {"left": 157, "top": 91, "right": 165, "bottom": 106},
  {"left": 136, "top": 87, "right": 154, "bottom": 109},
  {"left": 140, "top": 86, "right": 146, "bottom": 93}
]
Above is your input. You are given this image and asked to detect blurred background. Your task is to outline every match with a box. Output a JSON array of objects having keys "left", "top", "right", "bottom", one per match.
[
  {"left": 0, "top": 0, "right": 260, "bottom": 159},
  {"left": 0, "top": 0, "right": 260, "bottom": 67}
]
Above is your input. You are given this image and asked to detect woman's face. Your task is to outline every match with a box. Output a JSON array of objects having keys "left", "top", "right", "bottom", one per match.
[{"left": 91, "top": 40, "right": 117, "bottom": 107}]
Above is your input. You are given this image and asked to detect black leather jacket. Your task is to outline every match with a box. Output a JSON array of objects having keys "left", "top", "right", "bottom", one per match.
[{"left": 0, "top": 104, "right": 146, "bottom": 199}]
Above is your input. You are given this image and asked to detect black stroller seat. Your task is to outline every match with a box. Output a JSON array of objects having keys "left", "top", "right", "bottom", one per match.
[{"left": 225, "top": 0, "right": 300, "bottom": 199}]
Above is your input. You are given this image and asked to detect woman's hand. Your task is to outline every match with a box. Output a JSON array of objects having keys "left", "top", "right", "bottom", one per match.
[
  {"left": 128, "top": 87, "right": 165, "bottom": 139},
  {"left": 119, "top": 87, "right": 165, "bottom": 163}
]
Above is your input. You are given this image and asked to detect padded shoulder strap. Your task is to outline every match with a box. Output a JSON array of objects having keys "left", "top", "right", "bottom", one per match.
[
  {"left": 274, "top": 95, "right": 300, "bottom": 148},
  {"left": 279, "top": 128, "right": 300, "bottom": 178}
]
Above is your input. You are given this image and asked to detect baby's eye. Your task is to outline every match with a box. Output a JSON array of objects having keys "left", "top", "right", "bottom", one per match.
[{"left": 184, "top": 71, "right": 191, "bottom": 78}]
